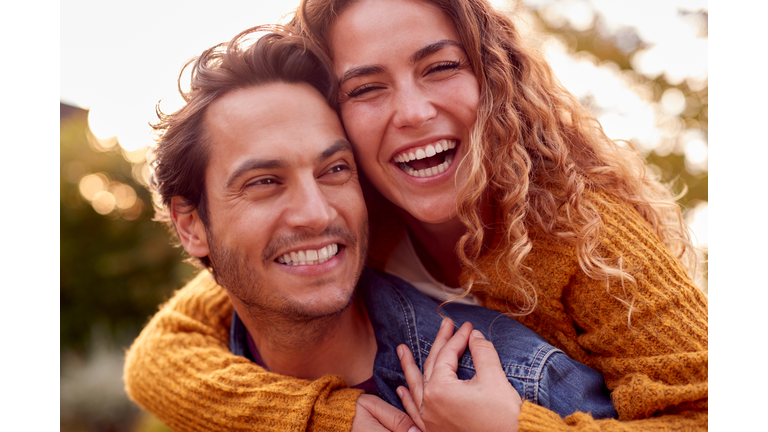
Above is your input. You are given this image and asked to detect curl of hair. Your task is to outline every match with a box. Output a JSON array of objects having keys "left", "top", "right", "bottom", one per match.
[
  {"left": 149, "top": 25, "right": 336, "bottom": 270},
  {"left": 291, "top": 0, "right": 697, "bottom": 319}
]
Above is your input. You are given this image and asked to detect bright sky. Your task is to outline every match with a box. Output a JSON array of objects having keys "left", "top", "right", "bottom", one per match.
[{"left": 61, "top": 0, "right": 302, "bottom": 150}]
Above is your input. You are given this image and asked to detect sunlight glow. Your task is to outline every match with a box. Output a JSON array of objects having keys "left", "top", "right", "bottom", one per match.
[
  {"left": 544, "top": 38, "right": 659, "bottom": 153},
  {"left": 661, "top": 88, "right": 687, "bottom": 117},
  {"left": 686, "top": 201, "right": 708, "bottom": 249},
  {"left": 63, "top": 0, "right": 302, "bottom": 164}
]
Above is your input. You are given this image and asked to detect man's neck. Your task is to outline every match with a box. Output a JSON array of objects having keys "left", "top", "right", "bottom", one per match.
[{"left": 229, "top": 294, "right": 377, "bottom": 386}]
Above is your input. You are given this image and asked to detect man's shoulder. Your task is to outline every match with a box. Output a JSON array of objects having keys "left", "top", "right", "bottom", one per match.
[{"left": 362, "top": 268, "right": 561, "bottom": 372}]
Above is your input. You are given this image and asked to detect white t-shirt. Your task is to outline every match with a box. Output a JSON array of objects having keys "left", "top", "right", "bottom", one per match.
[{"left": 384, "top": 233, "right": 480, "bottom": 306}]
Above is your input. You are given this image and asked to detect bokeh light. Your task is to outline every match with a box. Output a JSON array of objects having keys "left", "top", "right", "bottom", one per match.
[
  {"left": 661, "top": 88, "right": 687, "bottom": 117},
  {"left": 77, "top": 172, "right": 143, "bottom": 220},
  {"left": 78, "top": 173, "right": 109, "bottom": 201}
]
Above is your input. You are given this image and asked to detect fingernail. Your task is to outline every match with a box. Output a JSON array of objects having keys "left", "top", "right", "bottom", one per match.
[
  {"left": 408, "top": 427, "right": 421, "bottom": 432},
  {"left": 440, "top": 317, "right": 449, "bottom": 328},
  {"left": 397, "top": 345, "right": 404, "bottom": 359},
  {"left": 397, "top": 387, "right": 403, "bottom": 398},
  {"left": 472, "top": 329, "right": 485, "bottom": 339}
]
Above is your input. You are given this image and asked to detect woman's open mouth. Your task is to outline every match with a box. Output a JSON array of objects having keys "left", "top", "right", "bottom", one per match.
[{"left": 391, "top": 139, "right": 457, "bottom": 178}]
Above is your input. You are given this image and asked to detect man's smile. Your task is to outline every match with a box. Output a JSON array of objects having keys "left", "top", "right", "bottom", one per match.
[{"left": 276, "top": 243, "right": 341, "bottom": 266}]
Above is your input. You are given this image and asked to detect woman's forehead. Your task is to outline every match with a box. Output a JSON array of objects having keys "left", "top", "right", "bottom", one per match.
[{"left": 328, "top": 0, "right": 461, "bottom": 66}]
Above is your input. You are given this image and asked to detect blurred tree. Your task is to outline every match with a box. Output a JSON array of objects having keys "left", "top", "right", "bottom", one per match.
[
  {"left": 60, "top": 104, "right": 196, "bottom": 354},
  {"left": 528, "top": 6, "right": 708, "bottom": 209}
]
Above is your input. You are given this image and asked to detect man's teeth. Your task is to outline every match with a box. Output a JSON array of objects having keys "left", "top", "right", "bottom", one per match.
[
  {"left": 276, "top": 244, "right": 339, "bottom": 266},
  {"left": 393, "top": 139, "right": 456, "bottom": 163},
  {"left": 401, "top": 154, "right": 454, "bottom": 178}
]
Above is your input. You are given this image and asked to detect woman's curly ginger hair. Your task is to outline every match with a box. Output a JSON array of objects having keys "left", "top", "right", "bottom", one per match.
[{"left": 290, "top": 0, "right": 697, "bottom": 318}]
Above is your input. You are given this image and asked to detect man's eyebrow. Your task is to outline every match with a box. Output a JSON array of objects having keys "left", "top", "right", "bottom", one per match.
[
  {"left": 339, "top": 65, "right": 385, "bottom": 87},
  {"left": 225, "top": 158, "right": 286, "bottom": 189},
  {"left": 224, "top": 141, "right": 351, "bottom": 189},
  {"left": 317, "top": 140, "right": 354, "bottom": 163},
  {"left": 410, "top": 39, "right": 463, "bottom": 64}
]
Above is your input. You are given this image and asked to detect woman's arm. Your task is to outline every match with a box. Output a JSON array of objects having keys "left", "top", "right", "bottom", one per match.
[
  {"left": 123, "top": 271, "right": 369, "bottom": 431},
  {"left": 478, "top": 195, "right": 708, "bottom": 430}
]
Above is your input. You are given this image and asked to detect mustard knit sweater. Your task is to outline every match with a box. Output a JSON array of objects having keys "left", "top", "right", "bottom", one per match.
[{"left": 124, "top": 192, "right": 708, "bottom": 431}]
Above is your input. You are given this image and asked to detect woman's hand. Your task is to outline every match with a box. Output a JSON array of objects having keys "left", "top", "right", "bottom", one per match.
[
  {"left": 396, "top": 319, "right": 522, "bottom": 432},
  {"left": 352, "top": 394, "right": 421, "bottom": 432}
]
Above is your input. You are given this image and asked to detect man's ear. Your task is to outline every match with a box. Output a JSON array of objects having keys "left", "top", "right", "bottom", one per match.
[{"left": 170, "top": 196, "right": 210, "bottom": 258}]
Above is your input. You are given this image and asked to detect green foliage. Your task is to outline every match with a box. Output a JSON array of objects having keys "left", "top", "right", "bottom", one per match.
[
  {"left": 60, "top": 106, "right": 196, "bottom": 353},
  {"left": 532, "top": 10, "right": 708, "bottom": 209}
]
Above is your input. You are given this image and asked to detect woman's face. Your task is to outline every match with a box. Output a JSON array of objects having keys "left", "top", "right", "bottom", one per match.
[{"left": 329, "top": 0, "right": 480, "bottom": 225}]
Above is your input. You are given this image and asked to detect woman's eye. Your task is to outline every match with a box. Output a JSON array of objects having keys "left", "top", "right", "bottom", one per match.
[
  {"left": 346, "top": 84, "right": 382, "bottom": 98},
  {"left": 426, "top": 61, "right": 461, "bottom": 75}
]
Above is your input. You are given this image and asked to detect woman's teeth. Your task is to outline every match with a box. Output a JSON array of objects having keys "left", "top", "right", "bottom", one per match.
[
  {"left": 276, "top": 244, "right": 339, "bottom": 266},
  {"left": 393, "top": 139, "right": 457, "bottom": 178},
  {"left": 393, "top": 139, "right": 456, "bottom": 163},
  {"left": 401, "top": 154, "right": 453, "bottom": 177}
]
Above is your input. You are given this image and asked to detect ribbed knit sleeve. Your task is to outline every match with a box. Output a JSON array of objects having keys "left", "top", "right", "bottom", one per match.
[
  {"left": 123, "top": 271, "right": 363, "bottom": 431},
  {"left": 478, "top": 193, "right": 708, "bottom": 431}
]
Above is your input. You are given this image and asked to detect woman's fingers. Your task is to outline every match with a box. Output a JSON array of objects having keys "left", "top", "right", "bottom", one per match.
[
  {"left": 354, "top": 394, "right": 421, "bottom": 432},
  {"left": 428, "top": 322, "right": 473, "bottom": 382},
  {"left": 466, "top": 329, "right": 508, "bottom": 383},
  {"left": 397, "top": 386, "right": 426, "bottom": 432},
  {"left": 398, "top": 344, "right": 424, "bottom": 408},
  {"left": 422, "top": 317, "right": 455, "bottom": 381}
]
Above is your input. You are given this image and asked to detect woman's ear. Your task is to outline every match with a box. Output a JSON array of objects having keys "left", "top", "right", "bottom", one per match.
[{"left": 170, "top": 196, "right": 210, "bottom": 258}]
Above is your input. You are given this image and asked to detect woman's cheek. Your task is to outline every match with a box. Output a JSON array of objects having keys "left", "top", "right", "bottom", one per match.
[{"left": 342, "top": 106, "right": 383, "bottom": 161}]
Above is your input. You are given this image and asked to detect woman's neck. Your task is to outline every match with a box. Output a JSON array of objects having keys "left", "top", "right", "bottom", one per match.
[{"left": 400, "top": 198, "right": 495, "bottom": 288}]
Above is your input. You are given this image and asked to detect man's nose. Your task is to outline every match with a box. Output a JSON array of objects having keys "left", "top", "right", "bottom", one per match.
[
  {"left": 284, "top": 177, "right": 336, "bottom": 233},
  {"left": 391, "top": 82, "right": 437, "bottom": 129}
]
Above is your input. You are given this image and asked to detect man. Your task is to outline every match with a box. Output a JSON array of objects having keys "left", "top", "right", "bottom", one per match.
[{"left": 125, "top": 27, "right": 616, "bottom": 431}]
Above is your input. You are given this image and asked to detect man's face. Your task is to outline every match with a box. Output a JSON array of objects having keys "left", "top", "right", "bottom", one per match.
[{"left": 196, "top": 82, "right": 368, "bottom": 322}]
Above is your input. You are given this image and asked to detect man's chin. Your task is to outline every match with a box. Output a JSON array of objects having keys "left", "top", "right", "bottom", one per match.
[{"left": 282, "top": 289, "right": 357, "bottom": 323}]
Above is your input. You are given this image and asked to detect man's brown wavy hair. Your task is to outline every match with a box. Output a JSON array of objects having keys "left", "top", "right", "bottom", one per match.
[
  {"left": 288, "top": 0, "right": 697, "bottom": 318},
  {"left": 149, "top": 26, "right": 336, "bottom": 270}
]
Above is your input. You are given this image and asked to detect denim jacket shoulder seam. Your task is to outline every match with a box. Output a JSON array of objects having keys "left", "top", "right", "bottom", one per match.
[
  {"left": 525, "top": 344, "right": 563, "bottom": 405},
  {"left": 392, "top": 283, "right": 422, "bottom": 367}
]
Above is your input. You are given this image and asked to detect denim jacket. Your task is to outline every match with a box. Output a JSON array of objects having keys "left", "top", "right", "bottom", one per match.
[{"left": 232, "top": 267, "right": 617, "bottom": 419}]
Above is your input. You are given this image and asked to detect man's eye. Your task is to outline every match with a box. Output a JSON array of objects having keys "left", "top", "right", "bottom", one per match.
[
  {"left": 326, "top": 165, "right": 349, "bottom": 175},
  {"left": 247, "top": 178, "right": 278, "bottom": 187}
]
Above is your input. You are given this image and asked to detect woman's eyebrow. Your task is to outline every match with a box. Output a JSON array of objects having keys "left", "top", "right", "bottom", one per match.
[
  {"left": 338, "top": 40, "right": 462, "bottom": 86},
  {"left": 410, "top": 39, "right": 463, "bottom": 64},
  {"left": 339, "top": 65, "right": 385, "bottom": 87}
]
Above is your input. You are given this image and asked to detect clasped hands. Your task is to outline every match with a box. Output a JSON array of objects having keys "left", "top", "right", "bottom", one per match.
[{"left": 352, "top": 319, "right": 522, "bottom": 432}]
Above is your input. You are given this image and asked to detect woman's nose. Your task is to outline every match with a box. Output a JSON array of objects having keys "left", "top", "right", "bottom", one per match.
[{"left": 391, "top": 83, "right": 437, "bottom": 129}]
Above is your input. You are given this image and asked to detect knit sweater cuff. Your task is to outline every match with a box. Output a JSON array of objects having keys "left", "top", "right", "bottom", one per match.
[
  {"left": 308, "top": 387, "right": 364, "bottom": 432},
  {"left": 517, "top": 401, "right": 570, "bottom": 432}
]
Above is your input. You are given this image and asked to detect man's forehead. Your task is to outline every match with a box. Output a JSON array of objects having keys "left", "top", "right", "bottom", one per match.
[{"left": 202, "top": 82, "right": 349, "bottom": 178}]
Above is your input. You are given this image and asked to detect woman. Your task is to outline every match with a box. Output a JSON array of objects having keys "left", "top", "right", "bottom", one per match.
[{"left": 124, "top": 0, "right": 708, "bottom": 430}]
